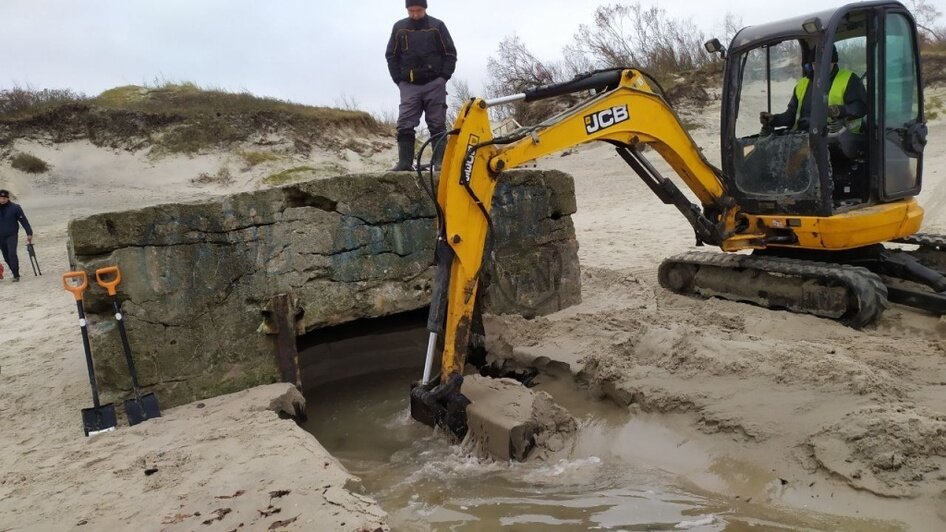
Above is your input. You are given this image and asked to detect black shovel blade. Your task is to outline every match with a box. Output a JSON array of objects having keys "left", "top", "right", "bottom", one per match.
[
  {"left": 82, "top": 403, "right": 118, "bottom": 437},
  {"left": 27, "top": 245, "right": 41, "bottom": 276},
  {"left": 125, "top": 393, "right": 161, "bottom": 426}
]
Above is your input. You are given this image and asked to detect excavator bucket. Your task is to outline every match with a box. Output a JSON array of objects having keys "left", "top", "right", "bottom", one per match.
[
  {"left": 410, "top": 375, "right": 470, "bottom": 439},
  {"left": 411, "top": 373, "right": 575, "bottom": 461}
]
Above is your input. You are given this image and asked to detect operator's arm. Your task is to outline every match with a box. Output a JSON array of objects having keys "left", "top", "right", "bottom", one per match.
[
  {"left": 840, "top": 73, "right": 868, "bottom": 119},
  {"left": 385, "top": 23, "right": 403, "bottom": 85},
  {"left": 770, "top": 92, "right": 799, "bottom": 129},
  {"left": 437, "top": 20, "right": 457, "bottom": 81}
]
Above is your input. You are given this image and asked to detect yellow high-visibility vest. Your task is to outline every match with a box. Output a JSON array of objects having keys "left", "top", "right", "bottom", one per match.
[{"left": 792, "top": 69, "right": 863, "bottom": 133}]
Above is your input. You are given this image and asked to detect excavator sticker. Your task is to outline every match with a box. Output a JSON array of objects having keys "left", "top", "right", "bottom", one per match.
[
  {"left": 460, "top": 134, "right": 480, "bottom": 185},
  {"left": 584, "top": 105, "right": 630, "bottom": 134}
]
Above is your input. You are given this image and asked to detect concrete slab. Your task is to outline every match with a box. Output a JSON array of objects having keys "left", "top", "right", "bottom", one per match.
[{"left": 461, "top": 375, "right": 578, "bottom": 461}]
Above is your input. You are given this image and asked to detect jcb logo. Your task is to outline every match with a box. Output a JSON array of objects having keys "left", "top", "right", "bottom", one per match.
[{"left": 584, "top": 105, "right": 630, "bottom": 134}]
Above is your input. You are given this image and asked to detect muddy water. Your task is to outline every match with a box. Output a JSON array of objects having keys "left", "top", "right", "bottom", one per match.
[{"left": 301, "top": 369, "right": 899, "bottom": 531}]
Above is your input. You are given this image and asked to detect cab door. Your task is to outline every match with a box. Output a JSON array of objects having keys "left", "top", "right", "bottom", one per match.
[{"left": 878, "top": 8, "right": 924, "bottom": 200}]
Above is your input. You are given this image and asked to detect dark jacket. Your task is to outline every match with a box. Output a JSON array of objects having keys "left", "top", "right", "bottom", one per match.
[
  {"left": 0, "top": 201, "right": 32, "bottom": 237},
  {"left": 385, "top": 15, "right": 457, "bottom": 85},
  {"left": 771, "top": 65, "right": 868, "bottom": 129}
]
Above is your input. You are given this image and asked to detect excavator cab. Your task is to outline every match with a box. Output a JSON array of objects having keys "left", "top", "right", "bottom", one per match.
[{"left": 720, "top": 1, "right": 927, "bottom": 217}]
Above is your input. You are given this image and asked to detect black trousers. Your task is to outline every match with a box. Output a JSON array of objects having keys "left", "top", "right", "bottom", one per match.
[{"left": 0, "top": 234, "right": 19, "bottom": 278}]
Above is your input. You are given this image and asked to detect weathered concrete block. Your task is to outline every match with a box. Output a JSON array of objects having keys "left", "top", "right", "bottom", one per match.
[{"left": 68, "top": 170, "right": 580, "bottom": 407}]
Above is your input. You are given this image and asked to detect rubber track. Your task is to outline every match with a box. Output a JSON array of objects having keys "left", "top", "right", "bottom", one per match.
[
  {"left": 896, "top": 233, "right": 946, "bottom": 250},
  {"left": 659, "top": 251, "right": 889, "bottom": 328}
]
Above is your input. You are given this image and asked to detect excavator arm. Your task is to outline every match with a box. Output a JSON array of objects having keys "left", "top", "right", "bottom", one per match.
[{"left": 420, "top": 68, "right": 757, "bottom": 389}]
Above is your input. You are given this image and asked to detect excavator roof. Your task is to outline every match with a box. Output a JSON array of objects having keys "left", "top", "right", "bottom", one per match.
[{"left": 730, "top": 1, "right": 906, "bottom": 51}]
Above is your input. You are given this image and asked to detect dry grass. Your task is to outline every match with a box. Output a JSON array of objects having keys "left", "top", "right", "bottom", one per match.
[
  {"left": 191, "top": 164, "right": 233, "bottom": 186},
  {"left": 10, "top": 152, "right": 49, "bottom": 173},
  {"left": 238, "top": 150, "right": 282, "bottom": 168},
  {"left": 0, "top": 82, "right": 391, "bottom": 155}
]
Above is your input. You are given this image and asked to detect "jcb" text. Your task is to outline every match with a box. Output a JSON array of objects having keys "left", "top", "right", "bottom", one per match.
[{"left": 584, "top": 105, "right": 630, "bottom": 134}]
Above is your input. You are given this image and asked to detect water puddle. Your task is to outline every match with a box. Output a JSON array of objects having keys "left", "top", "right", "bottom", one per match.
[{"left": 300, "top": 368, "right": 900, "bottom": 531}]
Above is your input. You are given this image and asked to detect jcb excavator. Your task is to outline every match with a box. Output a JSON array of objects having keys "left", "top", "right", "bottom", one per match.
[{"left": 411, "top": 2, "right": 944, "bottom": 439}]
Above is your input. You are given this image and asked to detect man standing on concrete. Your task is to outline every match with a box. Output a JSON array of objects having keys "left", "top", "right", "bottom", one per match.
[
  {"left": 385, "top": 0, "right": 457, "bottom": 171},
  {"left": 0, "top": 189, "right": 33, "bottom": 282}
]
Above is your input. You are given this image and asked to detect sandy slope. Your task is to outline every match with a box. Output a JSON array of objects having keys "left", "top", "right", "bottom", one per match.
[
  {"left": 0, "top": 142, "right": 394, "bottom": 531},
  {"left": 0, "top": 92, "right": 944, "bottom": 530}
]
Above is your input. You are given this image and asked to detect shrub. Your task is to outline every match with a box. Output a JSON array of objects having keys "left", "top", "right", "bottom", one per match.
[
  {"left": 11, "top": 153, "right": 49, "bottom": 173},
  {"left": 0, "top": 85, "right": 87, "bottom": 117},
  {"left": 927, "top": 94, "right": 944, "bottom": 120}
]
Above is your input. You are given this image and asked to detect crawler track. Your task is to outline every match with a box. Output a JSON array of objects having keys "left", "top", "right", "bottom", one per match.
[
  {"left": 658, "top": 251, "right": 888, "bottom": 327},
  {"left": 896, "top": 233, "right": 946, "bottom": 273}
]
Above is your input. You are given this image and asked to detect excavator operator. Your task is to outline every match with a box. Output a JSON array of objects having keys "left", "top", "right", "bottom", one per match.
[{"left": 760, "top": 45, "right": 869, "bottom": 199}]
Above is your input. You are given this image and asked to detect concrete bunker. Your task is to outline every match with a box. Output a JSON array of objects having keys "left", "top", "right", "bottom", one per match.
[{"left": 67, "top": 170, "right": 581, "bottom": 409}]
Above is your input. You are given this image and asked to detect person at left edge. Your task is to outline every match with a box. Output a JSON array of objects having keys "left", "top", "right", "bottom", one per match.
[{"left": 0, "top": 189, "right": 33, "bottom": 282}]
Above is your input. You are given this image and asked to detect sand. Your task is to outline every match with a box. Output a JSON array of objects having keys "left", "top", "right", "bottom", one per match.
[
  {"left": 1, "top": 87, "right": 945, "bottom": 530},
  {"left": 0, "top": 141, "right": 394, "bottom": 531}
]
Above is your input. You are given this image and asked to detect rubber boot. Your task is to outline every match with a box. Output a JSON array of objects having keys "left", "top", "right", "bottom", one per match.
[
  {"left": 430, "top": 129, "right": 446, "bottom": 171},
  {"left": 390, "top": 132, "right": 415, "bottom": 171}
]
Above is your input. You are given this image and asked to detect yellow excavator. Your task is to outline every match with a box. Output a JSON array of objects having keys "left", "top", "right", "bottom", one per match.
[{"left": 411, "top": 2, "right": 943, "bottom": 438}]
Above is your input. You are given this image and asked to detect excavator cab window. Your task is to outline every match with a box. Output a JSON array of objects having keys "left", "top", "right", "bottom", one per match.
[
  {"left": 880, "top": 10, "right": 923, "bottom": 200},
  {"left": 731, "top": 39, "right": 819, "bottom": 201},
  {"left": 721, "top": 2, "right": 925, "bottom": 217}
]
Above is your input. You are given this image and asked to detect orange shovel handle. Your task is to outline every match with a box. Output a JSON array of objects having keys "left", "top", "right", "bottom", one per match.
[
  {"left": 95, "top": 266, "right": 122, "bottom": 296},
  {"left": 62, "top": 271, "right": 89, "bottom": 301}
]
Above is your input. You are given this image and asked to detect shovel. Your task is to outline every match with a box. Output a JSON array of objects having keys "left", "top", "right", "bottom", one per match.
[
  {"left": 27, "top": 244, "right": 41, "bottom": 276},
  {"left": 63, "top": 271, "right": 118, "bottom": 437},
  {"left": 95, "top": 266, "right": 161, "bottom": 425}
]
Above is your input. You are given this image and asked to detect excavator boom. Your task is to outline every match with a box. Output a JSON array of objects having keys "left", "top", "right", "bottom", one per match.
[{"left": 430, "top": 69, "right": 746, "bottom": 382}]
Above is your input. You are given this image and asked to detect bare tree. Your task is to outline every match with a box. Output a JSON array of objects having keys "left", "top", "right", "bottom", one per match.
[
  {"left": 719, "top": 12, "right": 744, "bottom": 48},
  {"left": 908, "top": 0, "right": 945, "bottom": 43},
  {"left": 446, "top": 77, "right": 473, "bottom": 126},
  {"left": 486, "top": 34, "right": 565, "bottom": 96},
  {"left": 485, "top": 34, "right": 571, "bottom": 122},
  {"left": 564, "top": 3, "right": 710, "bottom": 80}
]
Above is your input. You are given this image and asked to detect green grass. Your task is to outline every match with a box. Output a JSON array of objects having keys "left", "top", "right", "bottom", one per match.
[
  {"left": 263, "top": 166, "right": 318, "bottom": 186},
  {"left": 263, "top": 161, "right": 350, "bottom": 186},
  {"left": 10, "top": 152, "right": 49, "bottom": 173},
  {"left": 239, "top": 150, "right": 282, "bottom": 167}
]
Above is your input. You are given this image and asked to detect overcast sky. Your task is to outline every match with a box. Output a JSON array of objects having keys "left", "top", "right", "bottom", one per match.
[{"left": 0, "top": 0, "right": 908, "bottom": 116}]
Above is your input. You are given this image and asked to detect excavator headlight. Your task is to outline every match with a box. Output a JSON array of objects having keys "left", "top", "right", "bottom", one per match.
[
  {"left": 704, "top": 38, "right": 723, "bottom": 54},
  {"left": 802, "top": 18, "right": 823, "bottom": 33}
]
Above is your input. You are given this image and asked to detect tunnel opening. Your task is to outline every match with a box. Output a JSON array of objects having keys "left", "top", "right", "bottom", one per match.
[{"left": 296, "top": 308, "right": 432, "bottom": 395}]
